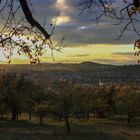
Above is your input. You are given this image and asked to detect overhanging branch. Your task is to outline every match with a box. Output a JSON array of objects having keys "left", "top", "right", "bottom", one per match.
[{"left": 19, "top": 0, "right": 50, "bottom": 39}]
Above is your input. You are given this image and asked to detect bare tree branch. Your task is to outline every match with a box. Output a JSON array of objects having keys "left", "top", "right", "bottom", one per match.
[{"left": 19, "top": 0, "right": 50, "bottom": 40}]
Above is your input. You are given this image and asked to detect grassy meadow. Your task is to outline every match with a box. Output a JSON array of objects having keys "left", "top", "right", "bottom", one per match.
[{"left": 0, "top": 116, "right": 140, "bottom": 140}]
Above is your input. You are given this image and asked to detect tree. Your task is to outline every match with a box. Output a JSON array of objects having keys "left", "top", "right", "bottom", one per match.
[
  {"left": 47, "top": 80, "right": 74, "bottom": 133},
  {"left": 24, "top": 80, "right": 40, "bottom": 121},
  {"left": 79, "top": 0, "right": 140, "bottom": 36},
  {"left": 0, "top": 102, "right": 7, "bottom": 119},
  {"left": 73, "top": 86, "right": 93, "bottom": 120},
  {"left": 93, "top": 86, "right": 108, "bottom": 118},
  {"left": 79, "top": 0, "right": 140, "bottom": 60},
  {"left": 0, "top": 73, "right": 28, "bottom": 120},
  {"left": 33, "top": 90, "right": 49, "bottom": 125},
  {"left": 35, "top": 102, "right": 48, "bottom": 125},
  {"left": 104, "top": 85, "right": 117, "bottom": 117},
  {"left": 0, "top": 74, "right": 8, "bottom": 119},
  {"left": 116, "top": 85, "right": 140, "bottom": 124}
]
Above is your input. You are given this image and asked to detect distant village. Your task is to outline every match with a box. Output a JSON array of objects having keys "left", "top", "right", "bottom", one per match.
[{"left": 0, "top": 63, "right": 140, "bottom": 86}]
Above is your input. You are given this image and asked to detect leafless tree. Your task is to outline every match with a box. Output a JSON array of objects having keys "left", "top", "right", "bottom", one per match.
[
  {"left": 79, "top": 0, "right": 140, "bottom": 61},
  {"left": 79, "top": 0, "right": 140, "bottom": 35}
]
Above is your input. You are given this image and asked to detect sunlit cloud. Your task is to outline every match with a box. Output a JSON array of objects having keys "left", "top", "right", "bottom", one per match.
[
  {"left": 1, "top": 0, "right": 137, "bottom": 65},
  {"left": 52, "top": 16, "right": 71, "bottom": 25},
  {"left": 77, "top": 25, "right": 94, "bottom": 31},
  {"left": 56, "top": 0, "right": 68, "bottom": 11},
  {"left": 7, "top": 43, "right": 137, "bottom": 65},
  {"left": 77, "top": 26, "right": 88, "bottom": 30},
  {"left": 51, "top": 0, "right": 72, "bottom": 25}
]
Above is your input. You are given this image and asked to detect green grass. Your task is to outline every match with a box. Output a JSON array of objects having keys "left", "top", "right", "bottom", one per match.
[{"left": 0, "top": 118, "right": 140, "bottom": 140}]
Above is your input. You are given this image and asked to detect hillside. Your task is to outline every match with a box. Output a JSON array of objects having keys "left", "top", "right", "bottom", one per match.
[{"left": 0, "top": 62, "right": 139, "bottom": 84}]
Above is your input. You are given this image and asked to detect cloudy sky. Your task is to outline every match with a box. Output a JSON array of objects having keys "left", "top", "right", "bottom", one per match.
[{"left": 2, "top": 0, "right": 140, "bottom": 65}]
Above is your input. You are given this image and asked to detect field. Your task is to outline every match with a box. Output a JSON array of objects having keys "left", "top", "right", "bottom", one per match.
[
  {"left": 0, "top": 63, "right": 140, "bottom": 140},
  {"left": 0, "top": 117, "right": 140, "bottom": 140}
]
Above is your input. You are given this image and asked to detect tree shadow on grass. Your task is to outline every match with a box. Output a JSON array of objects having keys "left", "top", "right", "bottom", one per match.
[
  {"left": 0, "top": 120, "right": 139, "bottom": 140},
  {"left": 0, "top": 131, "right": 127, "bottom": 140},
  {"left": 0, "top": 120, "right": 40, "bottom": 128}
]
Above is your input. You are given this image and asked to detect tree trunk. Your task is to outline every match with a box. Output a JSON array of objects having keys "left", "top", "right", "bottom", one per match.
[
  {"left": 86, "top": 112, "right": 89, "bottom": 120},
  {"left": 11, "top": 111, "right": 18, "bottom": 120},
  {"left": 40, "top": 115, "right": 43, "bottom": 125},
  {"left": 82, "top": 113, "right": 85, "bottom": 119},
  {"left": 58, "top": 116, "right": 61, "bottom": 122},
  {"left": 28, "top": 112, "right": 32, "bottom": 121},
  {"left": 127, "top": 111, "right": 131, "bottom": 124},
  {"left": 1, "top": 114, "right": 4, "bottom": 120},
  {"left": 65, "top": 117, "right": 70, "bottom": 133}
]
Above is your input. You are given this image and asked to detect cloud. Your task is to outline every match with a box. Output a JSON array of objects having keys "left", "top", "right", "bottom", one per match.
[
  {"left": 94, "top": 58, "right": 136, "bottom": 65},
  {"left": 31, "top": 0, "right": 138, "bottom": 45},
  {"left": 52, "top": 16, "right": 72, "bottom": 25},
  {"left": 0, "top": 0, "right": 137, "bottom": 65},
  {"left": 66, "top": 54, "right": 89, "bottom": 57},
  {"left": 113, "top": 52, "right": 134, "bottom": 56},
  {"left": 77, "top": 26, "right": 94, "bottom": 31}
]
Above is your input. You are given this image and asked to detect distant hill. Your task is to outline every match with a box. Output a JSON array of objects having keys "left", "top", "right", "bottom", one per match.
[
  {"left": 80, "top": 61, "right": 101, "bottom": 65},
  {"left": 0, "top": 62, "right": 140, "bottom": 84},
  {"left": 0, "top": 61, "right": 116, "bottom": 72},
  {"left": 78, "top": 61, "right": 116, "bottom": 69},
  {"left": 80, "top": 61, "right": 111, "bottom": 66}
]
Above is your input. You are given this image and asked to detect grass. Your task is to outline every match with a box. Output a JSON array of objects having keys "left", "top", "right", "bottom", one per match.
[{"left": 0, "top": 117, "right": 140, "bottom": 140}]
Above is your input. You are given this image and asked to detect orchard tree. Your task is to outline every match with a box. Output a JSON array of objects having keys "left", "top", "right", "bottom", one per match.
[
  {"left": 47, "top": 80, "right": 74, "bottom": 133},
  {"left": 73, "top": 86, "right": 93, "bottom": 120},
  {"left": 104, "top": 85, "right": 117, "bottom": 117},
  {"left": 0, "top": 73, "right": 26, "bottom": 120},
  {"left": 0, "top": 74, "right": 7, "bottom": 119},
  {"left": 24, "top": 80, "right": 42, "bottom": 121},
  {"left": 35, "top": 102, "right": 48, "bottom": 125},
  {"left": 116, "top": 85, "right": 140, "bottom": 124}
]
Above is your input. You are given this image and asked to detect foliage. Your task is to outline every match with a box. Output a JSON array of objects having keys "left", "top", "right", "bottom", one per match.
[
  {"left": 0, "top": 0, "right": 63, "bottom": 64},
  {"left": 0, "top": 74, "right": 140, "bottom": 129}
]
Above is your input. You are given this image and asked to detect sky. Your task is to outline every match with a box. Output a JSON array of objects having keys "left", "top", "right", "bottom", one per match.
[{"left": 1, "top": 0, "right": 139, "bottom": 65}]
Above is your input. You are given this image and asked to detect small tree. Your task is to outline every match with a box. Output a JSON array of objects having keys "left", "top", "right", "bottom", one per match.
[
  {"left": 47, "top": 80, "right": 74, "bottom": 133},
  {"left": 35, "top": 102, "right": 48, "bottom": 125},
  {"left": 1, "top": 73, "right": 28, "bottom": 120},
  {"left": 116, "top": 85, "right": 140, "bottom": 124},
  {"left": 73, "top": 86, "right": 93, "bottom": 120}
]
